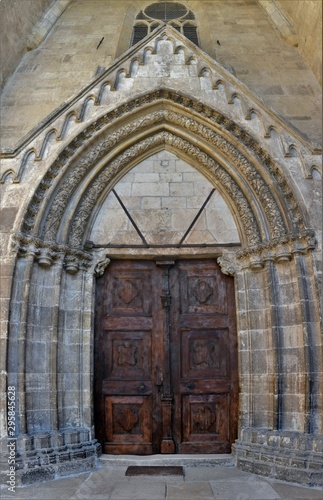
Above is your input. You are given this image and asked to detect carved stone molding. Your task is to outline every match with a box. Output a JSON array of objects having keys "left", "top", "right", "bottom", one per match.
[
  {"left": 236, "top": 230, "right": 316, "bottom": 270},
  {"left": 19, "top": 91, "right": 304, "bottom": 243},
  {"left": 42, "top": 110, "right": 165, "bottom": 241},
  {"left": 12, "top": 233, "right": 92, "bottom": 273},
  {"left": 2, "top": 23, "right": 319, "bottom": 168},
  {"left": 68, "top": 131, "right": 261, "bottom": 247},
  {"left": 165, "top": 110, "right": 287, "bottom": 237}
]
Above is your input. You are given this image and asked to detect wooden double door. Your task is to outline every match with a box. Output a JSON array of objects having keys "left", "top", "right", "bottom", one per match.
[{"left": 94, "top": 259, "right": 238, "bottom": 454}]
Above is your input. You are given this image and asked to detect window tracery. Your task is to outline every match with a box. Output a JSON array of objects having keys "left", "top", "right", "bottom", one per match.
[{"left": 132, "top": 2, "right": 199, "bottom": 46}]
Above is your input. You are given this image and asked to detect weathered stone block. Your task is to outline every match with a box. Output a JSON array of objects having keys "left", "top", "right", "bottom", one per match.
[
  {"left": 266, "top": 433, "right": 280, "bottom": 447},
  {"left": 56, "top": 456, "right": 96, "bottom": 477},
  {"left": 261, "top": 453, "right": 275, "bottom": 463},
  {"left": 78, "top": 430, "right": 90, "bottom": 442},
  {"left": 50, "top": 432, "right": 64, "bottom": 448},
  {"left": 58, "top": 452, "right": 70, "bottom": 462},
  {"left": 27, "top": 457, "right": 40, "bottom": 468},
  {"left": 237, "top": 458, "right": 254, "bottom": 473},
  {"left": 0, "top": 208, "right": 18, "bottom": 232},
  {"left": 33, "top": 433, "right": 51, "bottom": 450},
  {"left": 308, "top": 460, "right": 323, "bottom": 471},
  {"left": 290, "top": 458, "right": 307, "bottom": 469},
  {"left": 252, "top": 462, "right": 273, "bottom": 477},
  {"left": 16, "top": 435, "right": 33, "bottom": 452},
  {"left": 20, "top": 466, "right": 55, "bottom": 485},
  {"left": 297, "top": 434, "right": 315, "bottom": 451},
  {"left": 275, "top": 456, "right": 290, "bottom": 466},
  {"left": 245, "top": 449, "right": 258, "bottom": 459},
  {"left": 312, "top": 436, "right": 323, "bottom": 453}
]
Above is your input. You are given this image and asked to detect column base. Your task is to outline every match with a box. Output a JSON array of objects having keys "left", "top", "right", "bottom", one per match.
[
  {"left": 233, "top": 428, "right": 323, "bottom": 487},
  {"left": 0, "top": 429, "right": 102, "bottom": 486}
]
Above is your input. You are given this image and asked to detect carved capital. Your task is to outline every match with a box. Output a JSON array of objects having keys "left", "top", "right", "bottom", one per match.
[
  {"left": 236, "top": 230, "right": 316, "bottom": 271},
  {"left": 38, "top": 248, "right": 56, "bottom": 268},
  {"left": 12, "top": 233, "right": 92, "bottom": 273},
  {"left": 64, "top": 255, "right": 79, "bottom": 275},
  {"left": 64, "top": 249, "right": 92, "bottom": 274}
]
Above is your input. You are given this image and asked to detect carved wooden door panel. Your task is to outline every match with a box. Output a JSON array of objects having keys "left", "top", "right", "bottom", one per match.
[
  {"left": 94, "top": 260, "right": 164, "bottom": 454},
  {"left": 170, "top": 259, "right": 238, "bottom": 453},
  {"left": 95, "top": 258, "right": 238, "bottom": 454}
]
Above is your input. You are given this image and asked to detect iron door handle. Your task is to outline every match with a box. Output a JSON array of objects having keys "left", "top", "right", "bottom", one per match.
[{"left": 156, "top": 372, "right": 163, "bottom": 392}]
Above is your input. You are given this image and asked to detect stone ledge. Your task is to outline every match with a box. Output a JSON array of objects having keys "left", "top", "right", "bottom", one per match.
[{"left": 99, "top": 453, "right": 235, "bottom": 468}]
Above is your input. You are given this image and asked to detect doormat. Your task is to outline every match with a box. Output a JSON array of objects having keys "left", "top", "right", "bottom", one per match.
[{"left": 125, "top": 466, "right": 184, "bottom": 476}]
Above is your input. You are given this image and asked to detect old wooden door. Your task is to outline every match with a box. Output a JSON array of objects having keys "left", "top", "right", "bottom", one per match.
[{"left": 94, "top": 259, "right": 238, "bottom": 454}]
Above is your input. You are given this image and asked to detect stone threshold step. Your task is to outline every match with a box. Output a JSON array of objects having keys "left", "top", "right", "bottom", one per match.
[{"left": 99, "top": 454, "right": 235, "bottom": 467}]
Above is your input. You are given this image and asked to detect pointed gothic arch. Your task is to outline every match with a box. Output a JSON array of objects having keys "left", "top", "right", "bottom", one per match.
[
  {"left": 4, "top": 24, "right": 322, "bottom": 485},
  {"left": 17, "top": 92, "right": 306, "bottom": 253}
]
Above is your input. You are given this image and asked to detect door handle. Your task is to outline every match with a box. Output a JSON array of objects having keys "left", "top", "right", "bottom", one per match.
[
  {"left": 140, "top": 383, "right": 146, "bottom": 392},
  {"left": 156, "top": 372, "right": 163, "bottom": 392}
]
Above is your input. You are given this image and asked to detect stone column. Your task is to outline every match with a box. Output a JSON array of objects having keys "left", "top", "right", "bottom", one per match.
[
  {"left": 232, "top": 235, "right": 323, "bottom": 486},
  {"left": 25, "top": 257, "right": 63, "bottom": 434},
  {"left": 8, "top": 248, "right": 37, "bottom": 437}
]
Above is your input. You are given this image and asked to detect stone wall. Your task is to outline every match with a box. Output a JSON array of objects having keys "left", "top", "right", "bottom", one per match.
[
  {"left": 277, "top": 0, "right": 322, "bottom": 85},
  {"left": 0, "top": 0, "right": 53, "bottom": 90}
]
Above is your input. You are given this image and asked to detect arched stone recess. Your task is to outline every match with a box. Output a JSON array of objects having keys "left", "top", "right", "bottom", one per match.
[
  {"left": 6, "top": 92, "right": 322, "bottom": 484},
  {"left": 18, "top": 94, "right": 306, "bottom": 241}
]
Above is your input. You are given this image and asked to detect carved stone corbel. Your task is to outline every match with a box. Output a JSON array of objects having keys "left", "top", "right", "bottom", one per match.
[
  {"left": 217, "top": 253, "right": 240, "bottom": 276},
  {"left": 94, "top": 256, "right": 111, "bottom": 277}
]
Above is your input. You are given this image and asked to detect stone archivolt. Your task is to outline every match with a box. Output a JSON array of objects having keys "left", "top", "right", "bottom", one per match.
[
  {"left": 15, "top": 90, "right": 307, "bottom": 245},
  {"left": 15, "top": 93, "right": 308, "bottom": 269}
]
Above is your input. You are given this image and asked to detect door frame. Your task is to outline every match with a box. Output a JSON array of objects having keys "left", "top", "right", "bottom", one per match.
[{"left": 93, "top": 252, "right": 239, "bottom": 454}]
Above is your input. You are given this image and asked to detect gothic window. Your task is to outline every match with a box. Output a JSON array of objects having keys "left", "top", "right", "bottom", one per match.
[{"left": 132, "top": 2, "right": 199, "bottom": 46}]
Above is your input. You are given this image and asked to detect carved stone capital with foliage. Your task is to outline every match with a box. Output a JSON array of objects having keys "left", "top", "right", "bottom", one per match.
[
  {"left": 12, "top": 233, "right": 92, "bottom": 273},
  {"left": 236, "top": 230, "right": 316, "bottom": 270}
]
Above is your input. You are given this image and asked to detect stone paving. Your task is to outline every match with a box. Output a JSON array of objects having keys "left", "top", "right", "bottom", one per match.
[{"left": 1, "top": 462, "right": 322, "bottom": 500}]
